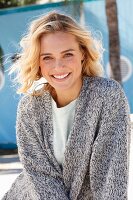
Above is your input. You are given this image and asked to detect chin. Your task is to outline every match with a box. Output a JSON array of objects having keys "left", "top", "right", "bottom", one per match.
[{"left": 53, "top": 84, "right": 72, "bottom": 91}]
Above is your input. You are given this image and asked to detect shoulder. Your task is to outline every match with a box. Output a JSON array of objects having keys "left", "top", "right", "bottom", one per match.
[
  {"left": 17, "top": 91, "right": 50, "bottom": 114},
  {"left": 83, "top": 76, "right": 129, "bottom": 108},
  {"left": 84, "top": 76, "right": 124, "bottom": 97},
  {"left": 18, "top": 94, "right": 31, "bottom": 107},
  {"left": 85, "top": 76, "right": 121, "bottom": 90},
  {"left": 86, "top": 76, "right": 130, "bottom": 112},
  {"left": 18, "top": 94, "right": 36, "bottom": 110}
]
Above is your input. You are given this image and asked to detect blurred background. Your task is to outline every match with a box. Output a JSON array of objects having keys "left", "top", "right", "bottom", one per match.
[
  {"left": 0, "top": 0, "right": 133, "bottom": 150},
  {"left": 0, "top": 0, "right": 133, "bottom": 199}
]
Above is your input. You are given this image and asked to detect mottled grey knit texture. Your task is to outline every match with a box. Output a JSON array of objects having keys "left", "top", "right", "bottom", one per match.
[{"left": 2, "top": 76, "right": 131, "bottom": 200}]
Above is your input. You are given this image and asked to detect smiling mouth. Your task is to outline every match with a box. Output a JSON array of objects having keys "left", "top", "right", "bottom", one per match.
[{"left": 52, "top": 73, "right": 70, "bottom": 80}]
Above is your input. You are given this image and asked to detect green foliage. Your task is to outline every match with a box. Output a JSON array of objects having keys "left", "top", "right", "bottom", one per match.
[
  {"left": 0, "top": 0, "right": 18, "bottom": 8},
  {"left": 20, "top": 0, "right": 38, "bottom": 5},
  {"left": 0, "top": 0, "right": 38, "bottom": 9}
]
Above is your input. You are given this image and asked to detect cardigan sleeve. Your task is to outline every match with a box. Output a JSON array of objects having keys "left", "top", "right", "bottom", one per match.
[
  {"left": 10, "top": 96, "right": 70, "bottom": 200},
  {"left": 90, "top": 82, "right": 131, "bottom": 200}
]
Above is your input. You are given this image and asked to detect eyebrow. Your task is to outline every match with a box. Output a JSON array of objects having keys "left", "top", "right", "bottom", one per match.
[{"left": 40, "top": 49, "right": 75, "bottom": 56}]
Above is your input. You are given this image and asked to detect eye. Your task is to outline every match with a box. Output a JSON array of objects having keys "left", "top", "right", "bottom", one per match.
[
  {"left": 64, "top": 53, "right": 73, "bottom": 58},
  {"left": 43, "top": 56, "right": 53, "bottom": 61}
]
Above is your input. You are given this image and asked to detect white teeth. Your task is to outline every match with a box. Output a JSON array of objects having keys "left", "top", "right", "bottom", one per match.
[{"left": 53, "top": 73, "right": 69, "bottom": 79}]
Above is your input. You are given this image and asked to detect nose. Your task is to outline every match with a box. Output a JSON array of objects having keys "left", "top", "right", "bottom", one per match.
[{"left": 54, "top": 59, "right": 64, "bottom": 69}]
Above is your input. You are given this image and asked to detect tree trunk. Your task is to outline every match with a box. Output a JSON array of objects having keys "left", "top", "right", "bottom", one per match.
[
  {"left": 0, "top": 46, "right": 4, "bottom": 72},
  {"left": 106, "top": 0, "right": 122, "bottom": 84}
]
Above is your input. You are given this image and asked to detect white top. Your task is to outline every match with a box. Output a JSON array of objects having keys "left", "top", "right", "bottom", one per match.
[{"left": 52, "top": 98, "right": 77, "bottom": 165}]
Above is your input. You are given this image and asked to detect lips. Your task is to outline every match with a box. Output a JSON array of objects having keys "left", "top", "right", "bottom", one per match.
[{"left": 52, "top": 73, "right": 70, "bottom": 80}]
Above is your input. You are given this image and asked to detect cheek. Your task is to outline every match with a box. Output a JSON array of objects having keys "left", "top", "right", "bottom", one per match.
[
  {"left": 40, "top": 59, "right": 54, "bottom": 71},
  {"left": 40, "top": 64, "right": 48, "bottom": 76},
  {"left": 66, "top": 57, "right": 79, "bottom": 65},
  {"left": 71, "top": 58, "right": 82, "bottom": 70}
]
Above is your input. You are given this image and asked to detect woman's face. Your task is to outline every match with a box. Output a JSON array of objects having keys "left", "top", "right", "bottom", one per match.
[{"left": 39, "top": 31, "right": 83, "bottom": 93}]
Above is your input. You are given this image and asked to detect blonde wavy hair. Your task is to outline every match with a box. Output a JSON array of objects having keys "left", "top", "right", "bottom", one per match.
[{"left": 10, "top": 11, "right": 104, "bottom": 95}]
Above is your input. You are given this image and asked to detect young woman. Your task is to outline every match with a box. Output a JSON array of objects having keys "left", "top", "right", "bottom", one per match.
[{"left": 3, "top": 12, "right": 130, "bottom": 200}]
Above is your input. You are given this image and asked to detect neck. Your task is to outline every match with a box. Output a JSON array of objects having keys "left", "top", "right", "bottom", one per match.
[{"left": 52, "top": 79, "right": 83, "bottom": 108}]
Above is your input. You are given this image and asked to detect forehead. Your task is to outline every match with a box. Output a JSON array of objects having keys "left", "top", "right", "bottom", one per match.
[{"left": 40, "top": 31, "right": 79, "bottom": 52}]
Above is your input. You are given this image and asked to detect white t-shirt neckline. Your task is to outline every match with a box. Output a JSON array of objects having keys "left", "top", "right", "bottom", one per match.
[{"left": 52, "top": 97, "right": 77, "bottom": 165}]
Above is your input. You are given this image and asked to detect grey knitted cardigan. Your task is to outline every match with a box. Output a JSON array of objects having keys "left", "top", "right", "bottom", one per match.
[{"left": 3, "top": 76, "right": 130, "bottom": 200}]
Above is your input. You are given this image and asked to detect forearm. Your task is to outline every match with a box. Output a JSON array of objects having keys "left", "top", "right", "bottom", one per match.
[
  {"left": 90, "top": 133, "right": 129, "bottom": 200},
  {"left": 24, "top": 171, "right": 70, "bottom": 200}
]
